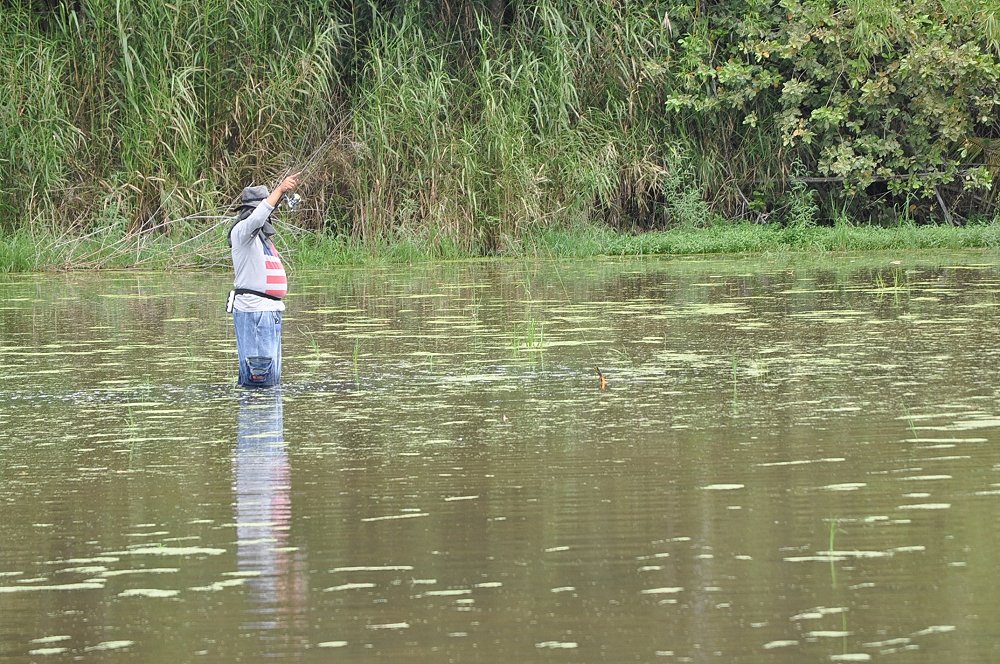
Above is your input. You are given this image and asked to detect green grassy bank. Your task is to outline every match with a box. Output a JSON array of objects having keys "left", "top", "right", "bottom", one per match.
[
  {"left": 4, "top": 220, "right": 998, "bottom": 274},
  {"left": 3, "top": 0, "right": 999, "bottom": 260}
]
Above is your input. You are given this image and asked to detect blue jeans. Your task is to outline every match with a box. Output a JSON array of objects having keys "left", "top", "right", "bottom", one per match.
[{"left": 233, "top": 310, "right": 283, "bottom": 387}]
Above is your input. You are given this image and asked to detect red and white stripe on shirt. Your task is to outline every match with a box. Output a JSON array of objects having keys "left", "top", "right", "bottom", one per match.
[{"left": 262, "top": 240, "right": 287, "bottom": 298}]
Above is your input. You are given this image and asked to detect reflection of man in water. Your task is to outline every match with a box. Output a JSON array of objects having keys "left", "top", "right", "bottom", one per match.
[{"left": 234, "top": 390, "right": 306, "bottom": 647}]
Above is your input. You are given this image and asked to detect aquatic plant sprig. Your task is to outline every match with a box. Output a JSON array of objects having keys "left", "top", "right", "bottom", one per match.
[
  {"left": 298, "top": 327, "right": 322, "bottom": 361},
  {"left": 352, "top": 338, "right": 362, "bottom": 385},
  {"left": 510, "top": 318, "right": 545, "bottom": 357}
]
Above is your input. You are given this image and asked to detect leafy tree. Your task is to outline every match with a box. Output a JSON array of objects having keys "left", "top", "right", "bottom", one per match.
[{"left": 669, "top": 0, "right": 1000, "bottom": 222}]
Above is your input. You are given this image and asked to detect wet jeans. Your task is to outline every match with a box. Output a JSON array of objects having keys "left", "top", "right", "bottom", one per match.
[{"left": 233, "top": 310, "right": 283, "bottom": 387}]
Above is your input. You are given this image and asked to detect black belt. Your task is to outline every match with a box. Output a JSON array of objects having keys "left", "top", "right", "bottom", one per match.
[{"left": 234, "top": 288, "right": 283, "bottom": 301}]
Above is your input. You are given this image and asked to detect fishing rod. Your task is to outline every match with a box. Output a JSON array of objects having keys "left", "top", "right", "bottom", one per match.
[
  {"left": 70, "top": 166, "right": 307, "bottom": 268},
  {"left": 274, "top": 116, "right": 352, "bottom": 189},
  {"left": 51, "top": 121, "right": 353, "bottom": 267}
]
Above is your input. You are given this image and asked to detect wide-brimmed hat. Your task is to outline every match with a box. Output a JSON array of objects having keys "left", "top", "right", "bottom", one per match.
[
  {"left": 240, "top": 185, "right": 269, "bottom": 208},
  {"left": 234, "top": 184, "right": 272, "bottom": 224}
]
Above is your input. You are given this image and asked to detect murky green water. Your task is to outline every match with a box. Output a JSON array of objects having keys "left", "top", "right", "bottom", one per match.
[{"left": 2, "top": 253, "right": 999, "bottom": 662}]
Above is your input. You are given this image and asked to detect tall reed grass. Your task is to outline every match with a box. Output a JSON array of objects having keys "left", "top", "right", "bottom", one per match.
[
  {"left": 2, "top": 0, "right": 997, "bottom": 270},
  {"left": 2, "top": 0, "right": 697, "bottom": 256},
  {"left": 3, "top": 0, "right": 341, "bottom": 232}
]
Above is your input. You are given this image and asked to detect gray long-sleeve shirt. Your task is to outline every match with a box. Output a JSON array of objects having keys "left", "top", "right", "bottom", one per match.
[{"left": 230, "top": 202, "right": 287, "bottom": 313}]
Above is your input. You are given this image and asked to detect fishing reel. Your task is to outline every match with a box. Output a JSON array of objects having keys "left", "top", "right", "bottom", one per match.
[{"left": 282, "top": 193, "right": 303, "bottom": 210}]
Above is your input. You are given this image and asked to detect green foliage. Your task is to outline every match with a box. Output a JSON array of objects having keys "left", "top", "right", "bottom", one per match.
[
  {"left": 0, "top": 231, "right": 42, "bottom": 273},
  {"left": 1, "top": 0, "right": 998, "bottom": 264},
  {"left": 668, "top": 0, "right": 1000, "bottom": 219}
]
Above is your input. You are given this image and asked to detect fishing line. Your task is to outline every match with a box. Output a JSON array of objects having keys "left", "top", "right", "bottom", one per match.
[
  {"left": 67, "top": 209, "right": 231, "bottom": 268},
  {"left": 549, "top": 258, "right": 609, "bottom": 388},
  {"left": 133, "top": 215, "right": 234, "bottom": 268}
]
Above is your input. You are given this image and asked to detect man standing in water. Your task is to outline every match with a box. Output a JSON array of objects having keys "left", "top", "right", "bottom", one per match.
[{"left": 228, "top": 172, "right": 301, "bottom": 387}]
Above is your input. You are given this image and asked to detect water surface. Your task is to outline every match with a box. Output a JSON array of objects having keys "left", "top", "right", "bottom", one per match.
[{"left": 2, "top": 253, "right": 999, "bottom": 662}]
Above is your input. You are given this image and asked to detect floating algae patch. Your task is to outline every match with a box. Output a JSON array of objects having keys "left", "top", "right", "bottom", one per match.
[
  {"left": 101, "top": 568, "right": 179, "bottom": 577},
  {"left": 806, "top": 630, "right": 852, "bottom": 638},
  {"left": 111, "top": 546, "right": 227, "bottom": 556},
  {"left": 189, "top": 579, "right": 247, "bottom": 592},
  {"left": 788, "top": 310, "right": 871, "bottom": 320},
  {"left": 330, "top": 566, "right": 415, "bottom": 573},
  {"left": 361, "top": 512, "right": 429, "bottom": 522},
  {"left": 912, "top": 625, "right": 956, "bottom": 636},
  {"left": 763, "top": 640, "right": 798, "bottom": 649},
  {"left": 54, "top": 565, "right": 109, "bottom": 575},
  {"left": 826, "top": 550, "right": 893, "bottom": 559},
  {"left": 790, "top": 607, "right": 848, "bottom": 621},
  {"left": 83, "top": 641, "right": 134, "bottom": 652},
  {"left": 117, "top": 588, "right": 179, "bottom": 598},
  {"left": 863, "top": 637, "right": 912, "bottom": 648},
  {"left": 905, "top": 438, "right": 988, "bottom": 444},
  {"left": 422, "top": 589, "right": 472, "bottom": 597},
  {"left": 758, "top": 458, "right": 846, "bottom": 467},
  {"left": 366, "top": 623, "right": 409, "bottom": 631},
  {"left": 323, "top": 583, "right": 376, "bottom": 592},
  {"left": 682, "top": 303, "right": 749, "bottom": 316},
  {"left": 784, "top": 555, "right": 849, "bottom": 563},
  {"left": 30, "top": 636, "right": 71, "bottom": 645},
  {"left": 0, "top": 582, "right": 105, "bottom": 593},
  {"left": 438, "top": 374, "right": 508, "bottom": 384},
  {"left": 949, "top": 417, "right": 1000, "bottom": 430}
]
